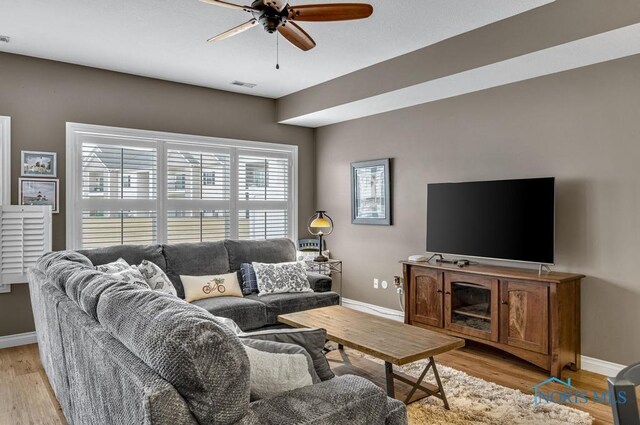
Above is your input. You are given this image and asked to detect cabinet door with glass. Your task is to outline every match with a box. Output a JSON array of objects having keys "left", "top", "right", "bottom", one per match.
[{"left": 444, "top": 272, "right": 499, "bottom": 342}]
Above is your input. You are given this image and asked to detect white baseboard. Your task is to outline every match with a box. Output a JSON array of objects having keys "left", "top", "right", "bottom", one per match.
[
  {"left": 581, "top": 356, "right": 625, "bottom": 378},
  {"left": 341, "top": 298, "right": 626, "bottom": 377},
  {"left": 342, "top": 297, "right": 404, "bottom": 321},
  {"left": 0, "top": 331, "right": 37, "bottom": 349}
]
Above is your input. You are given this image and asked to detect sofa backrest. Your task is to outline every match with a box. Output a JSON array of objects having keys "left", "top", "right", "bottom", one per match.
[
  {"left": 96, "top": 282, "right": 250, "bottom": 425},
  {"left": 224, "top": 239, "right": 296, "bottom": 271},
  {"left": 162, "top": 241, "right": 229, "bottom": 299},
  {"left": 78, "top": 244, "right": 167, "bottom": 271},
  {"left": 78, "top": 238, "right": 297, "bottom": 298}
]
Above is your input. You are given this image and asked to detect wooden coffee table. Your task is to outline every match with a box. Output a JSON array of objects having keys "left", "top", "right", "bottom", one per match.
[{"left": 278, "top": 305, "right": 464, "bottom": 408}]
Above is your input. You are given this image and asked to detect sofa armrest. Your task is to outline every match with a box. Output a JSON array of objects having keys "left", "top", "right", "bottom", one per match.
[
  {"left": 307, "top": 272, "right": 332, "bottom": 292},
  {"left": 235, "top": 375, "right": 389, "bottom": 425}
]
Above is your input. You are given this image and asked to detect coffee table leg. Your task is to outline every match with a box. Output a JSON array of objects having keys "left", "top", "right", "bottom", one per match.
[
  {"left": 385, "top": 362, "right": 395, "bottom": 398},
  {"left": 430, "top": 357, "right": 449, "bottom": 410},
  {"left": 338, "top": 343, "right": 344, "bottom": 350}
]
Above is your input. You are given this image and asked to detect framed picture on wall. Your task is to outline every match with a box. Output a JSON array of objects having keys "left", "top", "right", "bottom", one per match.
[
  {"left": 351, "top": 158, "right": 392, "bottom": 225},
  {"left": 19, "top": 178, "right": 59, "bottom": 213},
  {"left": 21, "top": 150, "right": 57, "bottom": 177}
]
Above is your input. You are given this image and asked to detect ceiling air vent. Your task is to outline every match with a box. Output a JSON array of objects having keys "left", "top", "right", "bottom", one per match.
[
  {"left": 0, "top": 36, "right": 10, "bottom": 43},
  {"left": 231, "top": 81, "right": 257, "bottom": 89}
]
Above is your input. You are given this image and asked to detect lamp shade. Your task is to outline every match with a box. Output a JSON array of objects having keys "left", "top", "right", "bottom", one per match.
[
  {"left": 310, "top": 216, "right": 332, "bottom": 228},
  {"left": 308, "top": 211, "right": 333, "bottom": 235}
]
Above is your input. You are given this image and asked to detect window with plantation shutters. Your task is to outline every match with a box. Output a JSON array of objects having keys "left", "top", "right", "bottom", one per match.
[
  {"left": 67, "top": 124, "right": 297, "bottom": 249},
  {"left": 238, "top": 152, "right": 291, "bottom": 240},
  {"left": 78, "top": 138, "right": 158, "bottom": 249},
  {"left": 166, "top": 146, "right": 231, "bottom": 243}
]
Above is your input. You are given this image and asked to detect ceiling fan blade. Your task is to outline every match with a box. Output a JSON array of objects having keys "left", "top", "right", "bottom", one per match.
[
  {"left": 199, "top": 0, "right": 257, "bottom": 13},
  {"left": 207, "top": 19, "right": 258, "bottom": 43},
  {"left": 278, "top": 21, "right": 316, "bottom": 51},
  {"left": 288, "top": 3, "right": 373, "bottom": 21},
  {"left": 263, "top": 0, "right": 287, "bottom": 12}
]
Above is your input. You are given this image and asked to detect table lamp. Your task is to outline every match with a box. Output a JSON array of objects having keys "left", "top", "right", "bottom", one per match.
[{"left": 307, "top": 210, "right": 333, "bottom": 262}]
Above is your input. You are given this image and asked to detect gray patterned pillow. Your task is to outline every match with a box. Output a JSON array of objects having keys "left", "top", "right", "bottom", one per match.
[
  {"left": 252, "top": 261, "right": 312, "bottom": 296},
  {"left": 95, "top": 258, "right": 130, "bottom": 273},
  {"left": 136, "top": 260, "right": 177, "bottom": 296},
  {"left": 110, "top": 267, "right": 150, "bottom": 289}
]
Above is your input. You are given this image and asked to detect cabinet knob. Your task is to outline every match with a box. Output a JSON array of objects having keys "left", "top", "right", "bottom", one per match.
[
  {"left": 445, "top": 291, "right": 451, "bottom": 295},
  {"left": 501, "top": 300, "right": 508, "bottom": 305},
  {"left": 437, "top": 289, "right": 443, "bottom": 294}
]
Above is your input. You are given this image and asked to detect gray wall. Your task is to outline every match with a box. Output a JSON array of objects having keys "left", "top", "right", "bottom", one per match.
[
  {"left": 316, "top": 55, "right": 640, "bottom": 365},
  {"left": 0, "top": 52, "right": 315, "bottom": 337}
]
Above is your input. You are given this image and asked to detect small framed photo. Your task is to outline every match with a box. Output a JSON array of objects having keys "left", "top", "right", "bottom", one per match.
[
  {"left": 21, "top": 150, "right": 57, "bottom": 177},
  {"left": 19, "top": 178, "right": 59, "bottom": 213},
  {"left": 351, "top": 158, "right": 392, "bottom": 226}
]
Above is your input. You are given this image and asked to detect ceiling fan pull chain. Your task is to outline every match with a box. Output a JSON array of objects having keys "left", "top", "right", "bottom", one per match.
[{"left": 276, "top": 31, "right": 280, "bottom": 70}]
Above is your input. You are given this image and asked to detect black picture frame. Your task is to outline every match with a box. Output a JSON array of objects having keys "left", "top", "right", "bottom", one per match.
[{"left": 351, "top": 158, "right": 392, "bottom": 225}]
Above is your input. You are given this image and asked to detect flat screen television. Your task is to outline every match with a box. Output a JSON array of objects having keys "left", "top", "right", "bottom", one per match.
[{"left": 426, "top": 177, "right": 555, "bottom": 264}]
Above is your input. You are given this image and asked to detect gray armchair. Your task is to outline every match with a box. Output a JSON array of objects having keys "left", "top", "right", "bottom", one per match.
[{"left": 608, "top": 363, "right": 640, "bottom": 425}]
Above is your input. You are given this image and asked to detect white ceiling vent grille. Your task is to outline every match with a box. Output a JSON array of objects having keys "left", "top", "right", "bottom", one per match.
[
  {"left": 0, "top": 35, "right": 10, "bottom": 43},
  {"left": 231, "top": 81, "right": 257, "bottom": 89}
]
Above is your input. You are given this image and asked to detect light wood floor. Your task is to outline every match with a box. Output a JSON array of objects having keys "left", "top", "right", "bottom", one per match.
[{"left": 0, "top": 342, "right": 623, "bottom": 424}]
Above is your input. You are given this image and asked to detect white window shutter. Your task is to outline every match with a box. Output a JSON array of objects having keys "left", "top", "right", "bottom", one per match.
[{"left": 0, "top": 205, "right": 52, "bottom": 284}]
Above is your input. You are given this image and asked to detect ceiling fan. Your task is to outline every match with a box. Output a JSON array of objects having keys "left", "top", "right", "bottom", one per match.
[{"left": 200, "top": 0, "right": 374, "bottom": 51}]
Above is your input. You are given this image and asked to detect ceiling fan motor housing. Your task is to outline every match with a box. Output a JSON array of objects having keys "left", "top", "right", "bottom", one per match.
[{"left": 251, "top": 0, "right": 288, "bottom": 33}]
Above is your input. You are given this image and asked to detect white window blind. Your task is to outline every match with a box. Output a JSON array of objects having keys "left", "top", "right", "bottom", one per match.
[
  {"left": 79, "top": 138, "right": 158, "bottom": 248},
  {"left": 0, "top": 206, "right": 52, "bottom": 284},
  {"left": 238, "top": 152, "right": 291, "bottom": 240},
  {"left": 166, "top": 146, "right": 231, "bottom": 243},
  {"left": 67, "top": 124, "right": 297, "bottom": 249}
]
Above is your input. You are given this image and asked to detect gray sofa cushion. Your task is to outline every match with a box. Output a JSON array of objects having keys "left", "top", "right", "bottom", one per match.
[
  {"left": 162, "top": 242, "right": 229, "bottom": 299},
  {"left": 247, "top": 292, "right": 340, "bottom": 324},
  {"left": 224, "top": 239, "right": 296, "bottom": 272},
  {"left": 386, "top": 398, "right": 409, "bottom": 425},
  {"left": 96, "top": 285, "right": 250, "bottom": 425},
  {"left": 35, "top": 250, "right": 93, "bottom": 274},
  {"left": 79, "top": 244, "right": 166, "bottom": 271},
  {"left": 191, "top": 297, "right": 268, "bottom": 331},
  {"left": 236, "top": 375, "right": 390, "bottom": 425},
  {"left": 306, "top": 272, "right": 332, "bottom": 292}
]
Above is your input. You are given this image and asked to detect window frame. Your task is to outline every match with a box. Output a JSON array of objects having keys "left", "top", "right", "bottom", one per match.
[{"left": 66, "top": 122, "right": 298, "bottom": 249}]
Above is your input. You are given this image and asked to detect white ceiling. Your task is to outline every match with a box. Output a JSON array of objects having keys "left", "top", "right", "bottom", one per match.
[{"left": 0, "top": 0, "right": 551, "bottom": 98}]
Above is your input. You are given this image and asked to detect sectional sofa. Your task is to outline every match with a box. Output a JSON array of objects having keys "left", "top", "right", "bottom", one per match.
[{"left": 28, "top": 238, "right": 407, "bottom": 424}]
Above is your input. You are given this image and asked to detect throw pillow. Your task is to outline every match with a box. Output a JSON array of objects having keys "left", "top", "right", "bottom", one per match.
[
  {"left": 241, "top": 338, "right": 318, "bottom": 401},
  {"left": 252, "top": 261, "right": 312, "bottom": 296},
  {"left": 136, "top": 260, "right": 177, "bottom": 296},
  {"left": 95, "top": 258, "right": 130, "bottom": 273},
  {"left": 239, "top": 263, "right": 258, "bottom": 295},
  {"left": 110, "top": 267, "right": 150, "bottom": 289},
  {"left": 242, "top": 327, "right": 335, "bottom": 381},
  {"left": 181, "top": 272, "right": 243, "bottom": 303}
]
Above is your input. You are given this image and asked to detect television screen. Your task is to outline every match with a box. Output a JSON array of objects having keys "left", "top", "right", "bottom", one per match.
[{"left": 427, "top": 177, "right": 555, "bottom": 264}]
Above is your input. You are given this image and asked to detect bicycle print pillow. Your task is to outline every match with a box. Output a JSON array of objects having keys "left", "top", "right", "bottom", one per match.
[
  {"left": 252, "top": 261, "right": 312, "bottom": 296},
  {"left": 180, "top": 272, "right": 244, "bottom": 302}
]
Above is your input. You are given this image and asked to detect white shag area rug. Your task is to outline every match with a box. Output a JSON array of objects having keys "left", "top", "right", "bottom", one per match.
[{"left": 359, "top": 353, "right": 593, "bottom": 425}]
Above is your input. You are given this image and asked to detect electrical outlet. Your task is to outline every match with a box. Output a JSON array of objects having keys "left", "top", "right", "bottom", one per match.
[
  {"left": 373, "top": 278, "right": 379, "bottom": 289},
  {"left": 381, "top": 280, "right": 388, "bottom": 289}
]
